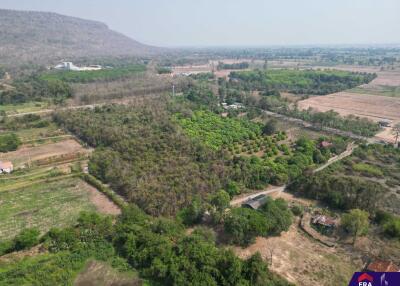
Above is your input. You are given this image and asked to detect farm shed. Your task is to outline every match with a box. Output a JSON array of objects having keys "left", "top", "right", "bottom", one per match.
[{"left": 242, "top": 194, "right": 268, "bottom": 210}]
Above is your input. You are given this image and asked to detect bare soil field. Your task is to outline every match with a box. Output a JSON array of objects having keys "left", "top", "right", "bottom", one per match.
[
  {"left": 0, "top": 139, "right": 90, "bottom": 168},
  {"left": 298, "top": 92, "right": 400, "bottom": 143},
  {"left": 172, "top": 63, "right": 212, "bottom": 76},
  {"left": 298, "top": 92, "right": 400, "bottom": 123},
  {"left": 85, "top": 183, "right": 121, "bottom": 215},
  {"left": 233, "top": 222, "right": 361, "bottom": 286},
  {"left": 370, "top": 70, "right": 400, "bottom": 87}
]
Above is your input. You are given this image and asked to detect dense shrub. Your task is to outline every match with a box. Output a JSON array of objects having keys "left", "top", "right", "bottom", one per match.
[
  {"left": 224, "top": 198, "right": 292, "bottom": 246},
  {"left": 0, "top": 133, "right": 21, "bottom": 152}
]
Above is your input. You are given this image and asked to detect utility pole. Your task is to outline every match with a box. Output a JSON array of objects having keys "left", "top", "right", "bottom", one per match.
[{"left": 172, "top": 84, "right": 175, "bottom": 97}]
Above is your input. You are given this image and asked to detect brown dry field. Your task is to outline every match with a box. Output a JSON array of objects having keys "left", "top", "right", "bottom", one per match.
[
  {"left": 233, "top": 222, "right": 361, "bottom": 286},
  {"left": 85, "top": 183, "right": 121, "bottom": 215},
  {"left": 298, "top": 92, "right": 400, "bottom": 123},
  {"left": 0, "top": 139, "right": 90, "bottom": 168},
  {"left": 298, "top": 92, "right": 400, "bottom": 143}
]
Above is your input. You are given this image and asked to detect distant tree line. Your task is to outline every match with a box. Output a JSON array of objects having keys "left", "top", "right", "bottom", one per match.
[
  {"left": 229, "top": 69, "right": 376, "bottom": 95},
  {"left": 218, "top": 62, "right": 249, "bottom": 70}
]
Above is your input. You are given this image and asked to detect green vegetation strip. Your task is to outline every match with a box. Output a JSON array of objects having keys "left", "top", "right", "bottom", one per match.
[{"left": 40, "top": 64, "right": 146, "bottom": 83}]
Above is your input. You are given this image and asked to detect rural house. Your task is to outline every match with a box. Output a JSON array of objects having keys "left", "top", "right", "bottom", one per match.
[
  {"left": 319, "top": 141, "right": 333, "bottom": 149},
  {"left": 0, "top": 161, "right": 13, "bottom": 174},
  {"left": 365, "top": 260, "right": 400, "bottom": 272},
  {"left": 311, "top": 214, "right": 336, "bottom": 228},
  {"left": 242, "top": 194, "right": 268, "bottom": 210}
]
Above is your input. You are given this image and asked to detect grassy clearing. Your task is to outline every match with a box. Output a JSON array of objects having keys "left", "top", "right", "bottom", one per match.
[
  {"left": 0, "top": 176, "right": 97, "bottom": 240},
  {"left": 75, "top": 260, "right": 142, "bottom": 286},
  {"left": 7, "top": 123, "right": 66, "bottom": 143},
  {"left": 349, "top": 85, "right": 400, "bottom": 97},
  {"left": 0, "top": 101, "right": 50, "bottom": 115}
]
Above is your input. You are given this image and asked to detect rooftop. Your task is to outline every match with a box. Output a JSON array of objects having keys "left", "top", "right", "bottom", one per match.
[
  {"left": 366, "top": 260, "right": 400, "bottom": 272},
  {"left": 312, "top": 215, "right": 336, "bottom": 227},
  {"left": 0, "top": 161, "right": 13, "bottom": 169},
  {"left": 242, "top": 194, "right": 268, "bottom": 210}
]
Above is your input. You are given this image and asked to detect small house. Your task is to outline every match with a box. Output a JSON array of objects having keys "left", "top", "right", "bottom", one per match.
[
  {"left": 378, "top": 120, "right": 391, "bottom": 128},
  {"left": 242, "top": 194, "right": 268, "bottom": 210},
  {"left": 311, "top": 215, "right": 336, "bottom": 228},
  {"left": 319, "top": 141, "right": 333, "bottom": 149},
  {"left": 365, "top": 260, "right": 400, "bottom": 272},
  {"left": 0, "top": 161, "right": 13, "bottom": 174}
]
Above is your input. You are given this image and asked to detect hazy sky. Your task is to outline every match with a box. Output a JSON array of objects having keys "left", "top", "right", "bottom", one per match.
[{"left": 1, "top": 0, "right": 399, "bottom": 47}]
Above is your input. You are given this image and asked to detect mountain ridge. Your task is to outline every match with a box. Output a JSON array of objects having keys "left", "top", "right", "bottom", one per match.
[{"left": 0, "top": 9, "right": 161, "bottom": 66}]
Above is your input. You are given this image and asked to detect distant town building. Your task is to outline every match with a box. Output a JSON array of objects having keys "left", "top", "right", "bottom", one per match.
[
  {"left": 54, "top": 62, "right": 103, "bottom": 71},
  {"left": 311, "top": 214, "right": 336, "bottom": 228},
  {"left": 242, "top": 194, "right": 268, "bottom": 210},
  {"left": 221, "top": 102, "right": 244, "bottom": 110},
  {"left": 365, "top": 260, "right": 400, "bottom": 272},
  {"left": 0, "top": 161, "right": 13, "bottom": 174}
]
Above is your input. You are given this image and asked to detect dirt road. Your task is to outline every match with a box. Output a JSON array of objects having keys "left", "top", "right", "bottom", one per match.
[
  {"left": 313, "top": 142, "right": 357, "bottom": 173},
  {"left": 231, "top": 142, "right": 356, "bottom": 206},
  {"left": 230, "top": 186, "right": 285, "bottom": 206}
]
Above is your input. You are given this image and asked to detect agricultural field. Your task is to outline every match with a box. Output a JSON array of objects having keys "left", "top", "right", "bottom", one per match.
[
  {"left": 174, "top": 110, "right": 262, "bottom": 150},
  {"left": 0, "top": 139, "right": 89, "bottom": 168},
  {"left": 297, "top": 92, "right": 400, "bottom": 143},
  {"left": 6, "top": 123, "right": 69, "bottom": 145},
  {"left": 0, "top": 176, "right": 99, "bottom": 240},
  {"left": 298, "top": 92, "right": 400, "bottom": 123},
  {"left": 0, "top": 101, "right": 50, "bottom": 116},
  {"left": 175, "top": 109, "right": 348, "bottom": 188}
]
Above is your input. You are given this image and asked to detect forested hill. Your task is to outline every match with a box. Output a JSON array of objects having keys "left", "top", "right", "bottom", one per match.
[{"left": 0, "top": 9, "right": 160, "bottom": 66}]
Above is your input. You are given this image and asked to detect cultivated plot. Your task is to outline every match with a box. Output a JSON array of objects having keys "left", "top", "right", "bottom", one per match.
[{"left": 0, "top": 177, "right": 96, "bottom": 240}]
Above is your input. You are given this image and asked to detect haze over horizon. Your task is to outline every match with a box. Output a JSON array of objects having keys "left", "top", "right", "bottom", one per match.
[{"left": 1, "top": 0, "right": 400, "bottom": 47}]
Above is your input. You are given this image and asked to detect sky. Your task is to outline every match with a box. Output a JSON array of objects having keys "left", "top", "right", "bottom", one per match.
[{"left": 1, "top": 0, "right": 399, "bottom": 47}]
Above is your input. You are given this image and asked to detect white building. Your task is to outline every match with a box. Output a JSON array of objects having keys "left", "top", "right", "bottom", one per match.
[
  {"left": 54, "top": 62, "right": 81, "bottom": 71},
  {"left": 54, "top": 62, "right": 103, "bottom": 72},
  {"left": 0, "top": 161, "right": 13, "bottom": 174}
]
